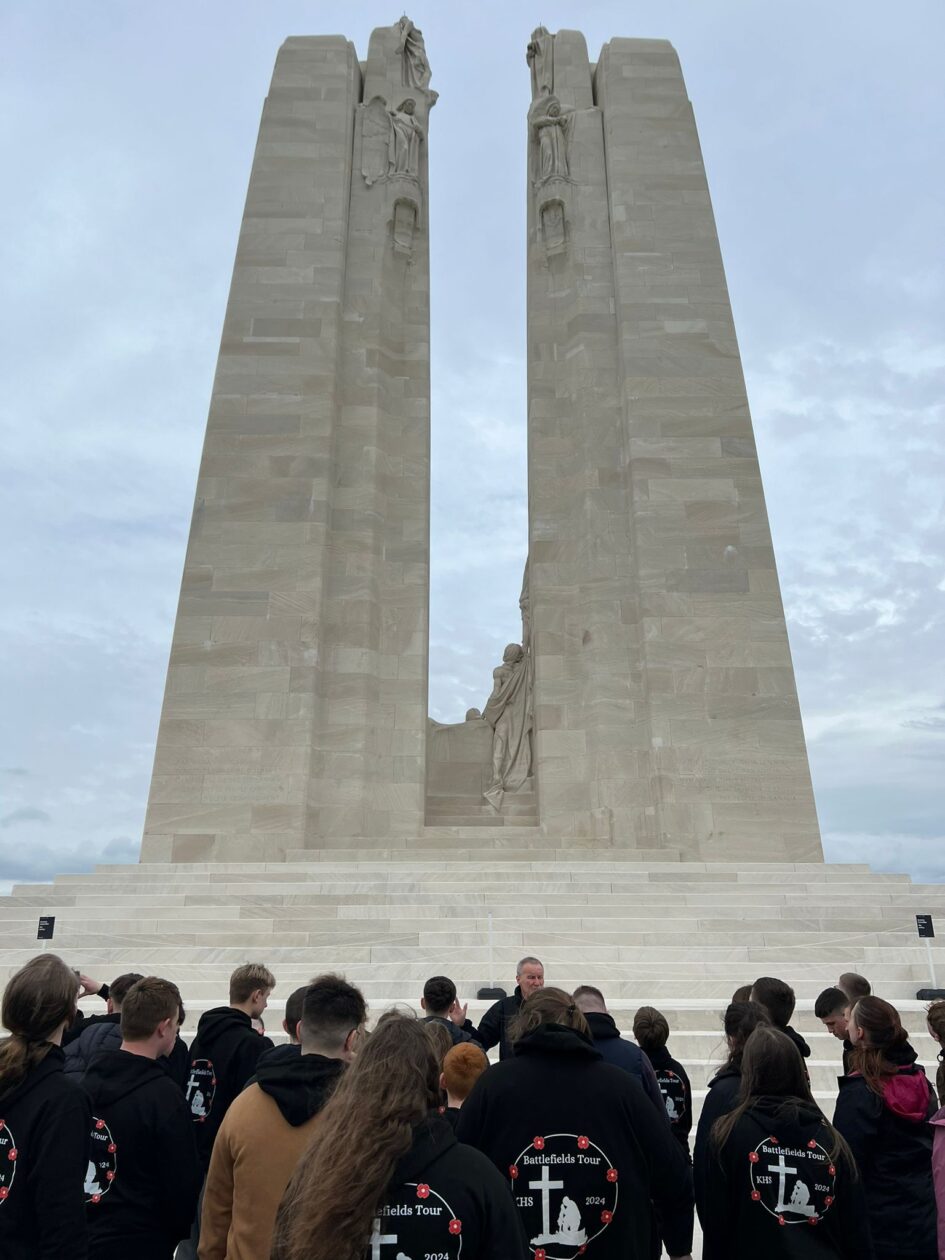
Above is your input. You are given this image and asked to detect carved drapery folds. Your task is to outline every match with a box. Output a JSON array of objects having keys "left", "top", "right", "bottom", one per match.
[
  {"left": 362, "top": 96, "right": 426, "bottom": 186},
  {"left": 397, "top": 16, "right": 432, "bottom": 89},
  {"left": 482, "top": 563, "right": 533, "bottom": 811}
]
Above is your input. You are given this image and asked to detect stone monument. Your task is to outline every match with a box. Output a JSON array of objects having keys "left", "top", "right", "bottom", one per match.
[{"left": 139, "top": 21, "right": 821, "bottom": 864}]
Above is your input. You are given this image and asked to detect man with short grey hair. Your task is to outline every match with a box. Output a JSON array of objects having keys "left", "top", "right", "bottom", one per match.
[{"left": 473, "top": 956, "right": 544, "bottom": 1060}]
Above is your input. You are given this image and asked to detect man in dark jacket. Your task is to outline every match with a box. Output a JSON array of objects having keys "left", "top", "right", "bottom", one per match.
[
  {"left": 750, "top": 976, "right": 811, "bottom": 1058},
  {"left": 815, "top": 985, "right": 856, "bottom": 1074},
  {"left": 421, "top": 974, "right": 476, "bottom": 1046},
  {"left": 472, "top": 955, "right": 544, "bottom": 1060},
  {"left": 64, "top": 973, "right": 144, "bottom": 1076},
  {"left": 80, "top": 976, "right": 201, "bottom": 1259},
  {"left": 200, "top": 974, "right": 366, "bottom": 1260},
  {"left": 457, "top": 999, "right": 694, "bottom": 1259},
  {"left": 573, "top": 986, "right": 666, "bottom": 1115},
  {"left": 185, "top": 961, "right": 275, "bottom": 1170}
]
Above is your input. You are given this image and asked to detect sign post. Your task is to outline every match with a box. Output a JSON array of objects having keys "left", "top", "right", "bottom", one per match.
[
  {"left": 917, "top": 915, "right": 936, "bottom": 989},
  {"left": 36, "top": 916, "right": 56, "bottom": 950}
]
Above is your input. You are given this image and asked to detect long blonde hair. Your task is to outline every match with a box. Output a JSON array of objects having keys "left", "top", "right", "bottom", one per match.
[
  {"left": 0, "top": 954, "right": 78, "bottom": 1100},
  {"left": 273, "top": 1013, "right": 441, "bottom": 1260}
]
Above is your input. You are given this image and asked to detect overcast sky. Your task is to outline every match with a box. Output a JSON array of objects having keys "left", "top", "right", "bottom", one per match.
[{"left": 1, "top": 1, "right": 942, "bottom": 891}]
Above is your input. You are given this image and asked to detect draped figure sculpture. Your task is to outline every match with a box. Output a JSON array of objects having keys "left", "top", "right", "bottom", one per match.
[
  {"left": 482, "top": 563, "right": 533, "bottom": 812},
  {"left": 529, "top": 93, "right": 572, "bottom": 184},
  {"left": 397, "top": 16, "right": 432, "bottom": 90}
]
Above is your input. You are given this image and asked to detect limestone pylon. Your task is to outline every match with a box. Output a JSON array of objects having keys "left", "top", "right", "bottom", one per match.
[{"left": 139, "top": 21, "right": 820, "bottom": 862}]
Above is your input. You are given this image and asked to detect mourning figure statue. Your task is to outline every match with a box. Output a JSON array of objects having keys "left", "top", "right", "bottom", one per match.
[
  {"left": 482, "top": 643, "right": 533, "bottom": 812},
  {"left": 529, "top": 93, "right": 572, "bottom": 184}
]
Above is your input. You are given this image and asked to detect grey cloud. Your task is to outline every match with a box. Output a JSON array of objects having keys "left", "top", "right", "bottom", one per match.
[{"left": 0, "top": 807, "right": 52, "bottom": 829}]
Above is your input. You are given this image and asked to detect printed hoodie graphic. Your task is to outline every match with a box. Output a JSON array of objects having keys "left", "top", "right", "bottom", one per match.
[
  {"left": 186, "top": 1006, "right": 272, "bottom": 1167},
  {"left": 80, "top": 1048, "right": 200, "bottom": 1258}
]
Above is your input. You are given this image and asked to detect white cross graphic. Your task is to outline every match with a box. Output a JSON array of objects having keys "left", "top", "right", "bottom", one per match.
[
  {"left": 370, "top": 1217, "right": 398, "bottom": 1259},
  {"left": 768, "top": 1152, "right": 798, "bottom": 1213},
  {"left": 529, "top": 1162, "right": 565, "bottom": 1238}
]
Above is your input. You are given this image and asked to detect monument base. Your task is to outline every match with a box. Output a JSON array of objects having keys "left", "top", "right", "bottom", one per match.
[{"left": 2, "top": 850, "right": 940, "bottom": 1115}]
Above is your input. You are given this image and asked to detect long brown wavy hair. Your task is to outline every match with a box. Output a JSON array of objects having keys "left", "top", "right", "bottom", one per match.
[
  {"left": 927, "top": 1000, "right": 945, "bottom": 1106},
  {"left": 849, "top": 996, "right": 911, "bottom": 1095},
  {"left": 508, "top": 986, "right": 591, "bottom": 1044},
  {"left": 712, "top": 1025, "right": 853, "bottom": 1167},
  {"left": 272, "top": 1012, "right": 441, "bottom": 1260},
  {"left": 0, "top": 953, "right": 78, "bottom": 1100}
]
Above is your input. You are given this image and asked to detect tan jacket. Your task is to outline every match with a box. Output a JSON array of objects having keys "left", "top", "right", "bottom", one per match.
[{"left": 198, "top": 1069, "right": 333, "bottom": 1260}]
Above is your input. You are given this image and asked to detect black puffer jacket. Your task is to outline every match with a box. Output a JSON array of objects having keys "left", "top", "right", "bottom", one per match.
[
  {"left": 64, "top": 1014, "right": 122, "bottom": 1076},
  {"left": 833, "top": 1044, "right": 936, "bottom": 1259}
]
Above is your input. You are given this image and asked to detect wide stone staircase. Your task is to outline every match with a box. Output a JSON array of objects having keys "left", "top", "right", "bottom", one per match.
[{"left": 1, "top": 850, "right": 943, "bottom": 1117}]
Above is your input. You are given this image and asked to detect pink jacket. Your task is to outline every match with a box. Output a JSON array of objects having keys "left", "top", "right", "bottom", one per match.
[{"left": 930, "top": 1105, "right": 945, "bottom": 1260}]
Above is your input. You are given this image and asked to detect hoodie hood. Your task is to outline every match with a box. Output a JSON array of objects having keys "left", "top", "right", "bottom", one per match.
[
  {"left": 880, "top": 1064, "right": 933, "bottom": 1122},
  {"left": 255, "top": 1052, "right": 344, "bottom": 1126},
  {"left": 745, "top": 1096, "right": 826, "bottom": 1132},
  {"left": 513, "top": 1022, "right": 601, "bottom": 1061},
  {"left": 195, "top": 1005, "right": 254, "bottom": 1052},
  {"left": 393, "top": 1114, "right": 457, "bottom": 1182},
  {"left": 781, "top": 1025, "right": 812, "bottom": 1058},
  {"left": 81, "top": 1048, "right": 166, "bottom": 1106},
  {"left": 0, "top": 1043, "right": 64, "bottom": 1107},
  {"left": 583, "top": 1011, "right": 620, "bottom": 1042}
]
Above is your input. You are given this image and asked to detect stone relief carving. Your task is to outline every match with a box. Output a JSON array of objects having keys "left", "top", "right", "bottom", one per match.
[
  {"left": 529, "top": 93, "right": 573, "bottom": 185},
  {"left": 361, "top": 96, "right": 425, "bottom": 186},
  {"left": 389, "top": 98, "right": 424, "bottom": 177},
  {"left": 526, "top": 25, "right": 554, "bottom": 100},
  {"left": 540, "top": 199, "right": 567, "bottom": 255},
  {"left": 482, "top": 563, "right": 533, "bottom": 811},
  {"left": 397, "top": 16, "right": 432, "bottom": 90},
  {"left": 392, "top": 196, "right": 419, "bottom": 257}
]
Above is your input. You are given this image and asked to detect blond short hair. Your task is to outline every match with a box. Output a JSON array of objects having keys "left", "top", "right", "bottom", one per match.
[{"left": 229, "top": 962, "right": 276, "bottom": 1004}]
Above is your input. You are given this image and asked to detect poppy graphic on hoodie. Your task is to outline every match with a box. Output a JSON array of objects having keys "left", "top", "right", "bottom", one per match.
[
  {"left": 0, "top": 1116, "right": 17, "bottom": 1202},
  {"left": 84, "top": 1115, "right": 118, "bottom": 1205},
  {"left": 747, "top": 1133, "right": 836, "bottom": 1226},
  {"left": 185, "top": 1059, "right": 216, "bottom": 1122},
  {"left": 371, "top": 1180, "right": 464, "bottom": 1258},
  {"left": 508, "top": 1132, "right": 619, "bottom": 1258}
]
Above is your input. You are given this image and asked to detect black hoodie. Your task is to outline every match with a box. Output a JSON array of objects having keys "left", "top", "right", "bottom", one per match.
[
  {"left": 254, "top": 1052, "right": 343, "bottom": 1126},
  {"left": 0, "top": 1046, "right": 90, "bottom": 1260},
  {"left": 254, "top": 1040, "right": 301, "bottom": 1071},
  {"left": 781, "top": 1025, "right": 812, "bottom": 1060},
  {"left": 272, "top": 1113, "right": 526, "bottom": 1260},
  {"left": 81, "top": 1048, "right": 201, "bottom": 1260},
  {"left": 700, "top": 1096, "right": 874, "bottom": 1260},
  {"left": 694, "top": 1063, "right": 741, "bottom": 1220},
  {"left": 456, "top": 1022, "right": 694, "bottom": 1259},
  {"left": 645, "top": 1043, "right": 693, "bottom": 1149},
  {"left": 185, "top": 1006, "right": 273, "bottom": 1168}
]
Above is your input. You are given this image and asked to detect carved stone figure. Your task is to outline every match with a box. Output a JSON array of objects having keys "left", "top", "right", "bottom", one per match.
[
  {"left": 529, "top": 94, "right": 572, "bottom": 184},
  {"left": 389, "top": 98, "right": 424, "bottom": 178},
  {"left": 465, "top": 707, "right": 482, "bottom": 722},
  {"left": 526, "top": 26, "right": 554, "bottom": 99},
  {"left": 482, "top": 642, "right": 533, "bottom": 811},
  {"left": 397, "top": 16, "right": 432, "bottom": 89},
  {"left": 361, "top": 96, "right": 425, "bottom": 187},
  {"left": 540, "top": 200, "right": 567, "bottom": 254}
]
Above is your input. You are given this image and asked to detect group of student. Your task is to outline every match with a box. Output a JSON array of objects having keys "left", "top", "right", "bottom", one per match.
[{"left": 1, "top": 954, "right": 945, "bottom": 1259}]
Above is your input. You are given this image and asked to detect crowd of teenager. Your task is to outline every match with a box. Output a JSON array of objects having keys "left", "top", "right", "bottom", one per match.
[{"left": 1, "top": 953, "right": 944, "bottom": 1259}]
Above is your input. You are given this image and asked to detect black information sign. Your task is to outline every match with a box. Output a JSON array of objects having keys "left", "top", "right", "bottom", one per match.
[
  {"left": 917, "top": 914, "right": 935, "bottom": 939},
  {"left": 36, "top": 915, "right": 56, "bottom": 940}
]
